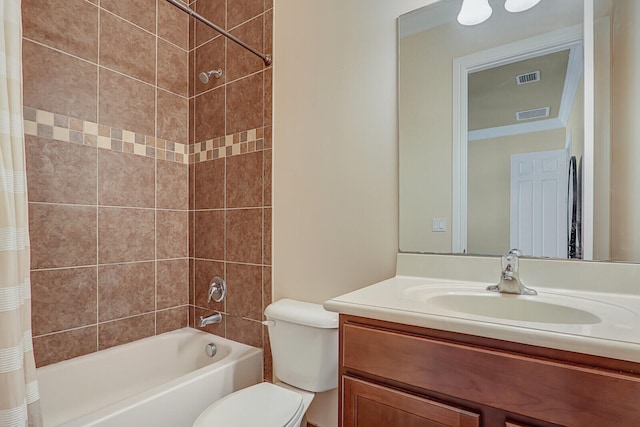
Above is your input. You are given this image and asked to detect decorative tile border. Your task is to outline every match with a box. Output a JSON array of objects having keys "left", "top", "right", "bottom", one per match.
[
  {"left": 23, "top": 107, "right": 189, "bottom": 164},
  {"left": 188, "top": 127, "right": 265, "bottom": 164},
  {"left": 23, "top": 107, "right": 267, "bottom": 165}
]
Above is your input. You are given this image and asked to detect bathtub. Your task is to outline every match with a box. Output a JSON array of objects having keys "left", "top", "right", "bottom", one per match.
[{"left": 36, "top": 328, "right": 263, "bottom": 427}]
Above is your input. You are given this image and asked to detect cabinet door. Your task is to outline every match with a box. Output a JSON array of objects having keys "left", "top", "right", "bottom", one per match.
[{"left": 342, "top": 376, "right": 480, "bottom": 427}]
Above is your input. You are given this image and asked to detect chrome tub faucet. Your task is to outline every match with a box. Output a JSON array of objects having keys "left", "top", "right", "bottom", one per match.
[
  {"left": 487, "top": 249, "right": 537, "bottom": 295},
  {"left": 199, "top": 312, "right": 222, "bottom": 327}
]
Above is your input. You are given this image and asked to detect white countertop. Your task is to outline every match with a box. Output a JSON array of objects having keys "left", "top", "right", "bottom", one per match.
[{"left": 324, "top": 275, "right": 640, "bottom": 363}]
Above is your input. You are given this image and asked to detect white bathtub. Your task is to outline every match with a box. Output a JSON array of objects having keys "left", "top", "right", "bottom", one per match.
[{"left": 36, "top": 328, "right": 263, "bottom": 427}]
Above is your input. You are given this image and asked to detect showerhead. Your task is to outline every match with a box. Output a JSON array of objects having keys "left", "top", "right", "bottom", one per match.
[{"left": 199, "top": 69, "right": 223, "bottom": 84}]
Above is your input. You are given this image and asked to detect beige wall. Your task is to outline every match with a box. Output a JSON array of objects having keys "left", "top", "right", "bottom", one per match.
[
  {"left": 273, "top": 1, "right": 434, "bottom": 425},
  {"left": 611, "top": 0, "right": 640, "bottom": 261}
]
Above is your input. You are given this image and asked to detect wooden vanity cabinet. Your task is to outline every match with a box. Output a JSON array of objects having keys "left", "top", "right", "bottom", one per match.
[{"left": 339, "top": 315, "right": 640, "bottom": 427}]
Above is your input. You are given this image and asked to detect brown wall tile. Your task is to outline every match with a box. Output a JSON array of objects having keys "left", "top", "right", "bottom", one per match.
[
  {"left": 157, "top": 89, "right": 188, "bottom": 144},
  {"left": 226, "top": 73, "right": 263, "bottom": 135},
  {"left": 100, "top": 11, "right": 156, "bottom": 85},
  {"left": 23, "top": 41, "right": 98, "bottom": 122},
  {"left": 22, "top": 0, "right": 98, "bottom": 62},
  {"left": 157, "top": 210, "right": 189, "bottom": 259},
  {"left": 31, "top": 267, "right": 97, "bottom": 336},
  {"left": 226, "top": 262, "right": 262, "bottom": 320},
  {"left": 158, "top": 40, "right": 188, "bottom": 97},
  {"left": 157, "top": 259, "right": 189, "bottom": 309},
  {"left": 29, "top": 203, "right": 97, "bottom": 269},
  {"left": 195, "top": 37, "right": 225, "bottom": 95},
  {"left": 189, "top": 257, "right": 195, "bottom": 305},
  {"left": 98, "top": 207, "right": 155, "bottom": 263},
  {"left": 263, "top": 149, "right": 272, "bottom": 206},
  {"left": 194, "top": 210, "right": 224, "bottom": 260},
  {"left": 227, "top": 17, "right": 263, "bottom": 82},
  {"left": 227, "top": 0, "right": 264, "bottom": 30},
  {"left": 264, "top": 8, "right": 273, "bottom": 56},
  {"left": 189, "top": 97, "right": 196, "bottom": 144},
  {"left": 98, "top": 149, "right": 155, "bottom": 208},
  {"left": 226, "top": 208, "right": 262, "bottom": 264},
  {"left": 227, "top": 152, "right": 263, "bottom": 208},
  {"left": 101, "top": 0, "right": 156, "bottom": 34},
  {"left": 189, "top": 164, "right": 196, "bottom": 211},
  {"left": 98, "top": 313, "right": 155, "bottom": 350},
  {"left": 195, "top": 86, "right": 225, "bottom": 141},
  {"left": 98, "top": 261, "right": 155, "bottom": 321},
  {"left": 158, "top": 0, "right": 189, "bottom": 50},
  {"left": 157, "top": 306, "right": 188, "bottom": 334},
  {"left": 264, "top": 207, "right": 272, "bottom": 265},
  {"left": 195, "top": 158, "right": 225, "bottom": 209},
  {"left": 34, "top": 326, "right": 98, "bottom": 367},
  {"left": 189, "top": 50, "right": 196, "bottom": 101},
  {"left": 157, "top": 160, "right": 188, "bottom": 210},
  {"left": 264, "top": 125, "right": 272, "bottom": 149},
  {"left": 99, "top": 68, "right": 155, "bottom": 136},
  {"left": 194, "top": 0, "right": 226, "bottom": 47},
  {"left": 25, "top": 136, "right": 97, "bottom": 205},
  {"left": 264, "top": 66, "right": 273, "bottom": 126},
  {"left": 263, "top": 266, "right": 272, "bottom": 310},
  {"left": 226, "top": 316, "right": 261, "bottom": 348}
]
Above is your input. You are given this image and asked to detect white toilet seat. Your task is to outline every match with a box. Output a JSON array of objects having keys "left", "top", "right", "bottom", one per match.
[{"left": 193, "top": 382, "right": 304, "bottom": 427}]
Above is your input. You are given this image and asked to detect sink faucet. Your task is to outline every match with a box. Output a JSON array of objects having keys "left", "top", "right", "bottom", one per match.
[
  {"left": 200, "top": 311, "right": 222, "bottom": 327},
  {"left": 487, "top": 249, "right": 537, "bottom": 295}
]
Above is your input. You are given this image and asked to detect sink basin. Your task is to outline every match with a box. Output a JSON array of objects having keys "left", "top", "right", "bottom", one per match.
[{"left": 427, "top": 293, "right": 601, "bottom": 325}]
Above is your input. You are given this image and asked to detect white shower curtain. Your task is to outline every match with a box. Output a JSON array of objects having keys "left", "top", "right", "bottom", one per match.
[{"left": 0, "top": 1, "right": 43, "bottom": 426}]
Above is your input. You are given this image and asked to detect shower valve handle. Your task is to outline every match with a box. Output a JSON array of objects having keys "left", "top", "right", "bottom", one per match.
[{"left": 207, "top": 276, "right": 226, "bottom": 303}]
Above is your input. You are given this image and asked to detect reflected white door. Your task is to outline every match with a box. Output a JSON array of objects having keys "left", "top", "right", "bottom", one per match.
[{"left": 510, "top": 149, "right": 568, "bottom": 258}]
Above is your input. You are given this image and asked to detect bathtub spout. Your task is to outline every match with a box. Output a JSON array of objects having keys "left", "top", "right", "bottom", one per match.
[{"left": 200, "top": 312, "right": 222, "bottom": 327}]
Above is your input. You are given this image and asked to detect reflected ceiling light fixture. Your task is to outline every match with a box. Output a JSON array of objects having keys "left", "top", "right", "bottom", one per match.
[
  {"left": 457, "top": 0, "right": 493, "bottom": 26},
  {"left": 504, "top": 0, "right": 542, "bottom": 13}
]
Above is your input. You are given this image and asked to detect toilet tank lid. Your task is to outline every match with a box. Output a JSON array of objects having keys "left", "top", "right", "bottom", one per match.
[{"left": 265, "top": 299, "right": 338, "bottom": 329}]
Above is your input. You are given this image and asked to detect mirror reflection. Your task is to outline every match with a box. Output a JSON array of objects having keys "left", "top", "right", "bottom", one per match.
[{"left": 399, "top": 0, "right": 639, "bottom": 263}]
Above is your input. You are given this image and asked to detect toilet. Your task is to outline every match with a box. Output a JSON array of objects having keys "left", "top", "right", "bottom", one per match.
[{"left": 193, "top": 299, "right": 339, "bottom": 427}]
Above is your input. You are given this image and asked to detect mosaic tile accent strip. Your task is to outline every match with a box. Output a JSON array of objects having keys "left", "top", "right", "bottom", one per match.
[
  {"left": 23, "top": 107, "right": 189, "bottom": 164},
  {"left": 23, "top": 107, "right": 268, "bottom": 165},
  {"left": 188, "top": 127, "right": 266, "bottom": 164}
]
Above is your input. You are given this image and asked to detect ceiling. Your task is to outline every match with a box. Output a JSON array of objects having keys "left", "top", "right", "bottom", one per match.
[{"left": 468, "top": 49, "right": 570, "bottom": 131}]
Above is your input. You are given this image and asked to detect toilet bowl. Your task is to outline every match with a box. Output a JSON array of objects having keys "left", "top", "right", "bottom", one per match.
[{"left": 192, "top": 299, "right": 338, "bottom": 427}]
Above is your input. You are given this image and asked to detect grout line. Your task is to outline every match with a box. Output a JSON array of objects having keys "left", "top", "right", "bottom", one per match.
[
  {"left": 95, "top": 2, "right": 101, "bottom": 348},
  {"left": 154, "top": 0, "right": 159, "bottom": 337}
]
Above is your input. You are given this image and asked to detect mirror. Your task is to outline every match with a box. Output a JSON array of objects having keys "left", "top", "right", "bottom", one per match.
[{"left": 399, "top": 0, "right": 638, "bottom": 262}]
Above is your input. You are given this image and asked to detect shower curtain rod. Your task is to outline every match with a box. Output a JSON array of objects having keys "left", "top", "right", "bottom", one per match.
[{"left": 164, "top": 0, "right": 272, "bottom": 66}]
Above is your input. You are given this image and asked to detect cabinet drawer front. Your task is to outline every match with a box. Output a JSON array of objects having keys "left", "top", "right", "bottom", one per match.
[
  {"left": 342, "top": 376, "right": 480, "bottom": 427},
  {"left": 342, "top": 323, "right": 640, "bottom": 426}
]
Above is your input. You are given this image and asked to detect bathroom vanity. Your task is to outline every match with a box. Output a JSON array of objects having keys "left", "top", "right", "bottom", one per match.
[
  {"left": 337, "top": 315, "right": 640, "bottom": 427},
  {"left": 325, "top": 260, "right": 640, "bottom": 427}
]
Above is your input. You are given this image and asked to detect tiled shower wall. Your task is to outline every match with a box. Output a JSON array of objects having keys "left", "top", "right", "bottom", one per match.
[
  {"left": 22, "top": 0, "right": 273, "bottom": 376},
  {"left": 187, "top": 0, "right": 273, "bottom": 382}
]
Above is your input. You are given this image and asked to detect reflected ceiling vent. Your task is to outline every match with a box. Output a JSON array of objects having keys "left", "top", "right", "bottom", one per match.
[
  {"left": 516, "top": 107, "right": 550, "bottom": 121},
  {"left": 516, "top": 70, "right": 541, "bottom": 85}
]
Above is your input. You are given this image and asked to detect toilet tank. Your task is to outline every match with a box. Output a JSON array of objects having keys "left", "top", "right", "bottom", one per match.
[{"left": 264, "top": 299, "right": 338, "bottom": 393}]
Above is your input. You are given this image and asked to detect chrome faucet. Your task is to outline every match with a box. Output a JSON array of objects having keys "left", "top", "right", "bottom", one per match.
[
  {"left": 199, "top": 311, "right": 222, "bottom": 327},
  {"left": 487, "top": 249, "right": 537, "bottom": 295}
]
